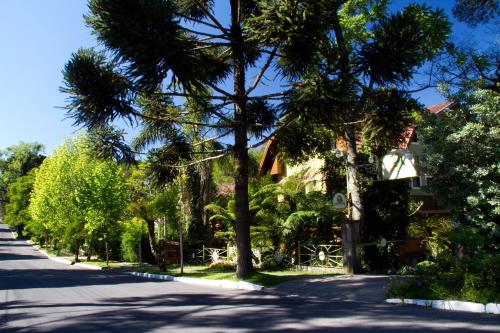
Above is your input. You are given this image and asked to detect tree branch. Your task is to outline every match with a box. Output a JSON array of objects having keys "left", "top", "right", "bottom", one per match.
[
  {"left": 129, "top": 109, "right": 233, "bottom": 129},
  {"left": 191, "top": 130, "right": 233, "bottom": 147},
  {"left": 180, "top": 26, "right": 229, "bottom": 40},
  {"left": 246, "top": 116, "right": 298, "bottom": 149},
  {"left": 158, "top": 91, "right": 229, "bottom": 101},
  {"left": 248, "top": 91, "right": 286, "bottom": 100},
  {"left": 168, "top": 152, "right": 231, "bottom": 168},
  {"left": 192, "top": 0, "right": 230, "bottom": 35},
  {"left": 206, "top": 82, "right": 234, "bottom": 99},
  {"left": 247, "top": 47, "right": 277, "bottom": 96},
  {"left": 177, "top": 13, "right": 222, "bottom": 31}
]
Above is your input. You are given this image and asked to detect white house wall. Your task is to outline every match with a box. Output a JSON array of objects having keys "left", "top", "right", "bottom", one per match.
[
  {"left": 284, "top": 156, "right": 325, "bottom": 192},
  {"left": 382, "top": 149, "right": 418, "bottom": 180}
]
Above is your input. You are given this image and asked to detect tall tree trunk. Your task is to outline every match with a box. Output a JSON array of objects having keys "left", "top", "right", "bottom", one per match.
[
  {"left": 105, "top": 236, "right": 109, "bottom": 267},
  {"left": 74, "top": 239, "right": 80, "bottom": 263},
  {"left": 146, "top": 219, "right": 159, "bottom": 260},
  {"left": 231, "top": 0, "right": 253, "bottom": 279},
  {"left": 200, "top": 163, "right": 211, "bottom": 226},
  {"left": 342, "top": 126, "right": 363, "bottom": 274}
]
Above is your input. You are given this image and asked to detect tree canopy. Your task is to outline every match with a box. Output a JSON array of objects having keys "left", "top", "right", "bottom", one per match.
[
  {"left": 29, "top": 136, "right": 127, "bottom": 262},
  {"left": 420, "top": 89, "right": 499, "bottom": 252},
  {"left": 0, "top": 142, "right": 44, "bottom": 215},
  {"left": 257, "top": 1, "right": 450, "bottom": 272}
]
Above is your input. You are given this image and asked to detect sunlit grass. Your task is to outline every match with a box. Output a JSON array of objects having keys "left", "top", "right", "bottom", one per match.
[{"left": 132, "top": 264, "right": 342, "bottom": 287}]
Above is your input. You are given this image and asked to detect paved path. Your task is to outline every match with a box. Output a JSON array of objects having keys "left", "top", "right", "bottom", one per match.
[
  {"left": 270, "top": 274, "right": 390, "bottom": 303},
  {"left": 1, "top": 223, "right": 499, "bottom": 332}
]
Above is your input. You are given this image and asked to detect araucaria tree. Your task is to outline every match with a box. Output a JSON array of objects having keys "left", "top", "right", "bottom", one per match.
[
  {"left": 252, "top": 1, "right": 450, "bottom": 272},
  {"left": 62, "top": 0, "right": 300, "bottom": 278}
]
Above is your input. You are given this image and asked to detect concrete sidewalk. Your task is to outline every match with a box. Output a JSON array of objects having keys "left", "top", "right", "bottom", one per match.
[{"left": 269, "top": 274, "right": 390, "bottom": 303}]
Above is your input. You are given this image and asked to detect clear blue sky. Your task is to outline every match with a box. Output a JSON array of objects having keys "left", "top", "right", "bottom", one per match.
[{"left": 0, "top": 0, "right": 490, "bottom": 154}]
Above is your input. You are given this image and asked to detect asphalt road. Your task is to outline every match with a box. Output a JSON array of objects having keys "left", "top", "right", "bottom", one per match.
[{"left": 0, "top": 223, "right": 498, "bottom": 333}]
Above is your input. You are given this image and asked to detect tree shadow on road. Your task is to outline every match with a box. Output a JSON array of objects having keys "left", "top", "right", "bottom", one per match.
[
  {"left": 1, "top": 290, "right": 498, "bottom": 333},
  {"left": 0, "top": 269, "right": 164, "bottom": 291}
]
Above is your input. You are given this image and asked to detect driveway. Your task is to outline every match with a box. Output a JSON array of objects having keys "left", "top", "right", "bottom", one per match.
[
  {"left": 270, "top": 274, "right": 390, "bottom": 303},
  {"left": 1, "top": 223, "right": 498, "bottom": 332}
]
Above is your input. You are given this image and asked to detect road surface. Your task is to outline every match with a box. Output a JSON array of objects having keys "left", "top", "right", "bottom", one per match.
[{"left": 0, "top": 223, "right": 498, "bottom": 332}]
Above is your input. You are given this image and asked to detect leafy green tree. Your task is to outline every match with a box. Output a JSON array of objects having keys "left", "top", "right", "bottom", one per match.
[
  {"left": 29, "top": 139, "right": 85, "bottom": 255},
  {"left": 124, "top": 163, "right": 180, "bottom": 262},
  {"left": 253, "top": 1, "right": 450, "bottom": 272},
  {"left": 29, "top": 136, "right": 127, "bottom": 262},
  {"left": 420, "top": 89, "right": 499, "bottom": 253},
  {"left": 121, "top": 217, "right": 148, "bottom": 262},
  {"left": 80, "top": 159, "right": 128, "bottom": 265},
  {"left": 3, "top": 171, "right": 36, "bottom": 235},
  {"left": 0, "top": 142, "right": 44, "bottom": 216}
]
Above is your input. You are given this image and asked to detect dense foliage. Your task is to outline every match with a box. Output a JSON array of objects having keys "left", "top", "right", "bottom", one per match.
[
  {"left": 28, "top": 136, "right": 127, "bottom": 263},
  {"left": 261, "top": 0, "right": 450, "bottom": 273},
  {"left": 3, "top": 172, "right": 36, "bottom": 235},
  {"left": 0, "top": 142, "right": 44, "bottom": 216},
  {"left": 420, "top": 89, "right": 499, "bottom": 253}
]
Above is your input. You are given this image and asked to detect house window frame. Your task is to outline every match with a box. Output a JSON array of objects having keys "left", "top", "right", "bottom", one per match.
[
  {"left": 411, "top": 176, "right": 422, "bottom": 189},
  {"left": 425, "top": 176, "right": 433, "bottom": 187},
  {"left": 411, "top": 130, "right": 420, "bottom": 144}
]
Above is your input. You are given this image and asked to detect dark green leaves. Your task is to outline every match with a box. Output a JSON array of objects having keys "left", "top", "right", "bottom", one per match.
[
  {"left": 248, "top": 0, "right": 331, "bottom": 77},
  {"left": 453, "top": 0, "right": 499, "bottom": 26},
  {"left": 87, "top": 125, "right": 137, "bottom": 163},
  {"left": 62, "top": 48, "right": 134, "bottom": 129},
  {"left": 362, "top": 89, "right": 420, "bottom": 153},
  {"left": 176, "top": 0, "right": 214, "bottom": 20},
  {"left": 86, "top": 0, "right": 229, "bottom": 90},
  {"left": 146, "top": 135, "right": 192, "bottom": 185},
  {"left": 246, "top": 99, "right": 278, "bottom": 136},
  {"left": 86, "top": 0, "right": 181, "bottom": 90},
  {"left": 359, "top": 5, "right": 450, "bottom": 84}
]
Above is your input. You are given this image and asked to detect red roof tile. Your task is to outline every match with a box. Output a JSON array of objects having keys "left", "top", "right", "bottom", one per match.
[
  {"left": 399, "top": 101, "right": 452, "bottom": 149},
  {"left": 427, "top": 101, "right": 453, "bottom": 114}
]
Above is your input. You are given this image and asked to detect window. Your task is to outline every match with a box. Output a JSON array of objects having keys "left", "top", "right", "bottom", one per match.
[
  {"left": 411, "top": 176, "right": 421, "bottom": 189},
  {"left": 411, "top": 131, "right": 419, "bottom": 143},
  {"left": 425, "top": 176, "right": 433, "bottom": 187}
]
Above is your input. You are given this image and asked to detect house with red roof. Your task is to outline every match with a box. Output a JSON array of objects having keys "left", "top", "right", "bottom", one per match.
[{"left": 259, "top": 102, "right": 453, "bottom": 215}]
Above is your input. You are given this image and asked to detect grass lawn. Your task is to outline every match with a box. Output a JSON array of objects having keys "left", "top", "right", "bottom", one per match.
[
  {"left": 133, "top": 265, "right": 343, "bottom": 288},
  {"left": 80, "top": 260, "right": 143, "bottom": 269}
]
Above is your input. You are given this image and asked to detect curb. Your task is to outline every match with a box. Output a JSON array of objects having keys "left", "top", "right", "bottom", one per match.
[
  {"left": 126, "top": 271, "right": 263, "bottom": 291},
  {"left": 35, "top": 247, "right": 102, "bottom": 270},
  {"left": 74, "top": 262, "right": 103, "bottom": 270},
  {"left": 385, "top": 298, "right": 499, "bottom": 315}
]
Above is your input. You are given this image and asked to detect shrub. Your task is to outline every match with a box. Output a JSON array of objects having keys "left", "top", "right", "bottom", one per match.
[
  {"left": 414, "top": 260, "right": 439, "bottom": 276},
  {"left": 207, "top": 260, "right": 235, "bottom": 271},
  {"left": 121, "top": 218, "right": 148, "bottom": 262},
  {"left": 387, "top": 256, "right": 500, "bottom": 303}
]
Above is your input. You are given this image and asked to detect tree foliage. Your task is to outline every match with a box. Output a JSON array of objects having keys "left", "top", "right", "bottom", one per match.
[
  {"left": 420, "top": 89, "right": 499, "bottom": 252},
  {"left": 0, "top": 142, "right": 44, "bottom": 215},
  {"left": 3, "top": 172, "right": 36, "bottom": 235},
  {"left": 121, "top": 217, "right": 148, "bottom": 262},
  {"left": 453, "top": 0, "right": 499, "bottom": 27},
  {"left": 29, "top": 136, "right": 127, "bottom": 261},
  {"left": 255, "top": 1, "right": 449, "bottom": 272},
  {"left": 61, "top": 0, "right": 319, "bottom": 278}
]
